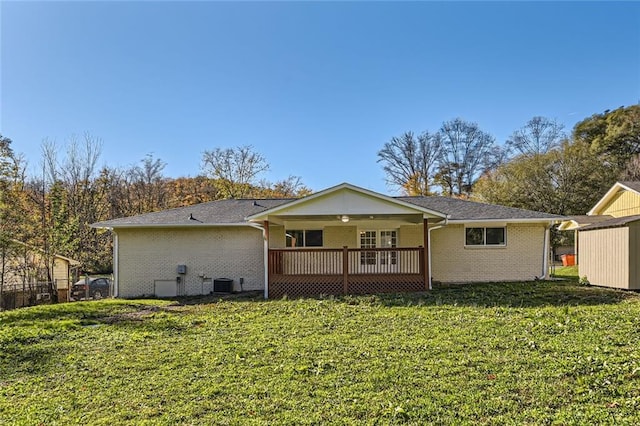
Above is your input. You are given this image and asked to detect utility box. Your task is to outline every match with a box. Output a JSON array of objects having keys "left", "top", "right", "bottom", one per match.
[
  {"left": 176, "top": 265, "right": 187, "bottom": 274},
  {"left": 214, "top": 278, "right": 233, "bottom": 293}
]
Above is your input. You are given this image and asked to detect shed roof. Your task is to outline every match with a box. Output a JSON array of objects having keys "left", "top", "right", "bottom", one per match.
[
  {"left": 579, "top": 214, "right": 640, "bottom": 231},
  {"left": 557, "top": 214, "right": 614, "bottom": 231}
]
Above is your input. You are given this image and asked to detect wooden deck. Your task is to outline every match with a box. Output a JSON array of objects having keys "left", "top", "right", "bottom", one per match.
[{"left": 268, "top": 247, "right": 426, "bottom": 298}]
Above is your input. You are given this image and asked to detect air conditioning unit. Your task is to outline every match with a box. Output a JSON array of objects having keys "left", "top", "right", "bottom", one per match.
[{"left": 36, "top": 293, "right": 51, "bottom": 301}]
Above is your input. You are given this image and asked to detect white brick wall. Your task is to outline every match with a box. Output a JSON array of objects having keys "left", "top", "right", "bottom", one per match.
[
  {"left": 431, "top": 223, "right": 546, "bottom": 283},
  {"left": 114, "top": 222, "right": 547, "bottom": 297},
  {"left": 116, "top": 226, "right": 264, "bottom": 298}
]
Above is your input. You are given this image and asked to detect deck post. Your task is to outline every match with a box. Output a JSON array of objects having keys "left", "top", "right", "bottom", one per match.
[
  {"left": 342, "top": 246, "right": 349, "bottom": 294},
  {"left": 423, "top": 218, "right": 430, "bottom": 290},
  {"left": 264, "top": 220, "right": 270, "bottom": 299}
]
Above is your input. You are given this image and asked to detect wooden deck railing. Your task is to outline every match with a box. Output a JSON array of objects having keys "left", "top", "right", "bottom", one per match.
[{"left": 268, "top": 247, "right": 426, "bottom": 298}]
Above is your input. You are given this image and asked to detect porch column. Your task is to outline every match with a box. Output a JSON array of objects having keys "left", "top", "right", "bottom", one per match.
[
  {"left": 423, "top": 218, "right": 430, "bottom": 290},
  {"left": 342, "top": 246, "right": 349, "bottom": 294},
  {"left": 263, "top": 220, "right": 270, "bottom": 299}
]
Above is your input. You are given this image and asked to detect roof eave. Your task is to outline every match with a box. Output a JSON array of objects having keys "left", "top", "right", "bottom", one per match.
[
  {"left": 557, "top": 220, "right": 580, "bottom": 231},
  {"left": 447, "top": 218, "right": 563, "bottom": 224},
  {"left": 92, "top": 222, "right": 253, "bottom": 230}
]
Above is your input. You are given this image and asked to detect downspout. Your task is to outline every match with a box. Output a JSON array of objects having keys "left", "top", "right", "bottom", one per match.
[
  {"left": 427, "top": 215, "right": 449, "bottom": 290},
  {"left": 112, "top": 230, "right": 119, "bottom": 298},
  {"left": 249, "top": 222, "right": 269, "bottom": 299},
  {"left": 541, "top": 224, "right": 551, "bottom": 280}
]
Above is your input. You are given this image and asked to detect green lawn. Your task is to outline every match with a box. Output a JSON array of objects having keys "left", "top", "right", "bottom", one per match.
[
  {"left": 2, "top": 282, "right": 640, "bottom": 425},
  {"left": 551, "top": 265, "right": 580, "bottom": 280}
]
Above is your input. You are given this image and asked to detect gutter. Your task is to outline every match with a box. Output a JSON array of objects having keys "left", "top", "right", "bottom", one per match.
[
  {"left": 91, "top": 222, "right": 253, "bottom": 230},
  {"left": 541, "top": 224, "right": 551, "bottom": 280},
  {"left": 113, "top": 233, "right": 119, "bottom": 298},
  {"left": 446, "top": 218, "right": 564, "bottom": 224}
]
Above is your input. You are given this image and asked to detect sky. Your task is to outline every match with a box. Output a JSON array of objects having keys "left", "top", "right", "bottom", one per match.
[{"left": 1, "top": 1, "right": 639, "bottom": 196}]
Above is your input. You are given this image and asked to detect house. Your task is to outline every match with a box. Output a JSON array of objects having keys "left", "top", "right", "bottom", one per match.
[
  {"left": 569, "top": 181, "right": 640, "bottom": 290},
  {"left": 0, "top": 240, "right": 79, "bottom": 309},
  {"left": 92, "top": 183, "right": 563, "bottom": 299}
]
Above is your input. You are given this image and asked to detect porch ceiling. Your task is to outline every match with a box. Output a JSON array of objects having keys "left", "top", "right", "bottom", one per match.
[{"left": 264, "top": 213, "right": 439, "bottom": 226}]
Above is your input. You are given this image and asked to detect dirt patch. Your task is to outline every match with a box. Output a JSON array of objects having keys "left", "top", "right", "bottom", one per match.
[
  {"left": 97, "top": 291, "right": 263, "bottom": 324},
  {"left": 99, "top": 304, "right": 184, "bottom": 324}
]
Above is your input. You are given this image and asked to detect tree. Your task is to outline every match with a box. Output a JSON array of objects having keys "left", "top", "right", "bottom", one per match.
[
  {"left": 0, "top": 135, "right": 37, "bottom": 308},
  {"left": 620, "top": 154, "right": 640, "bottom": 181},
  {"left": 128, "top": 154, "right": 168, "bottom": 214},
  {"left": 255, "top": 176, "right": 312, "bottom": 198},
  {"left": 573, "top": 105, "right": 640, "bottom": 169},
  {"left": 436, "top": 118, "right": 499, "bottom": 197},
  {"left": 377, "top": 131, "right": 442, "bottom": 196},
  {"left": 506, "top": 116, "right": 565, "bottom": 156},
  {"left": 166, "top": 176, "right": 219, "bottom": 207},
  {"left": 41, "top": 134, "right": 112, "bottom": 273},
  {"left": 473, "top": 140, "right": 617, "bottom": 216},
  {"left": 201, "top": 146, "right": 269, "bottom": 198}
]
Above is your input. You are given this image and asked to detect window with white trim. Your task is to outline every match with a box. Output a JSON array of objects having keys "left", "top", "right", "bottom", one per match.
[
  {"left": 465, "top": 227, "right": 506, "bottom": 246},
  {"left": 360, "top": 230, "right": 377, "bottom": 265},
  {"left": 286, "top": 230, "right": 323, "bottom": 247},
  {"left": 360, "top": 230, "right": 398, "bottom": 265}
]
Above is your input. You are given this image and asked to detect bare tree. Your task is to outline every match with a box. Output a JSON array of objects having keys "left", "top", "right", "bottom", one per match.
[
  {"left": 436, "top": 118, "right": 497, "bottom": 197},
  {"left": 377, "top": 131, "right": 442, "bottom": 196},
  {"left": 506, "top": 116, "right": 566, "bottom": 157},
  {"left": 41, "top": 133, "right": 111, "bottom": 273},
  {"left": 201, "top": 145, "right": 269, "bottom": 198},
  {"left": 256, "top": 175, "right": 312, "bottom": 198},
  {"left": 128, "top": 154, "right": 168, "bottom": 213}
]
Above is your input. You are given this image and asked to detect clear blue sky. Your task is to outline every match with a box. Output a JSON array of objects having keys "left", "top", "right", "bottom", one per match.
[{"left": 1, "top": 1, "right": 639, "bottom": 195}]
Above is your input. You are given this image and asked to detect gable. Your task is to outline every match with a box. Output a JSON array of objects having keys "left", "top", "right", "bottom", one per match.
[
  {"left": 600, "top": 190, "right": 640, "bottom": 218},
  {"left": 246, "top": 183, "right": 446, "bottom": 221},
  {"left": 590, "top": 183, "right": 640, "bottom": 218},
  {"left": 273, "top": 187, "right": 422, "bottom": 216}
]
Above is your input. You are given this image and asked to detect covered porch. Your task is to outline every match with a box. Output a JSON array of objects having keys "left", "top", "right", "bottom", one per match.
[
  {"left": 246, "top": 183, "right": 447, "bottom": 299},
  {"left": 267, "top": 246, "right": 427, "bottom": 298}
]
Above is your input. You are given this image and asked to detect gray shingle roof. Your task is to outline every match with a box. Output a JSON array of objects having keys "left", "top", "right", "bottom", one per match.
[
  {"left": 93, "top": 194, "right": 563, "bottom": 228},
  {"left": 397, "top": 196, "right": 564, "bottom": 221},
  {"left": 620, "top": 181, "right": 640, "bottom": 193},
  {"left": 579, "top": 214, "right": 640, "bottom": 231},
  {"left": 564, "top": 215, "right": 614, "bottom": 225},
  {"left": 92, "top": 199, "right": 292, "bottom": 228}
]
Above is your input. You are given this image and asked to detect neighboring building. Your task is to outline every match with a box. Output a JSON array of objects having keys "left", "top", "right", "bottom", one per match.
[
  {"left": 92, "top": 183, "right": 563, "bottom": 299},
  {"left": 569, "top": 181, "right": 640, "bottom": 290},
  {"left": 0, "top": 240, "right": 79, "bottom": 309}
]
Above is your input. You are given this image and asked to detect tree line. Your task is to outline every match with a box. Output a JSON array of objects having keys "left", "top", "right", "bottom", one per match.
[
  {"left": 378, "top": 105, "right": 640, "bottom": 217},
  {"left": 1, "top": 104, "right": 638, "bottom": 292},
  {"left": 0, "top": 135, "right": 310, "bottom": 293}
]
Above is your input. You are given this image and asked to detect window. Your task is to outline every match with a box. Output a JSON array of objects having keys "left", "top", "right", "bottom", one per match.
[
  {"left": 286, "top": 230, "right": 323, "bottom": 247},
  {"left": 360, "top": 231, "right": 377, "bottom": 265},
  {"left": 360, "top": 230, "right": 398, "bottom": 265},
  {"left": 380, "top": 230, "right": 398, "bottom": 265},
  {"left": 465, "top": 227, "right": 506, "bottom": 246}
]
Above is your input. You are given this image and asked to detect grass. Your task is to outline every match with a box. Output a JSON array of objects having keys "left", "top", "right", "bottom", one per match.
[
  {"left": 551, "top": 265, "right": 579, "bottom": 280},
  {"left": 2, "top": 282, "right": 640, "bottom": 425}
]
